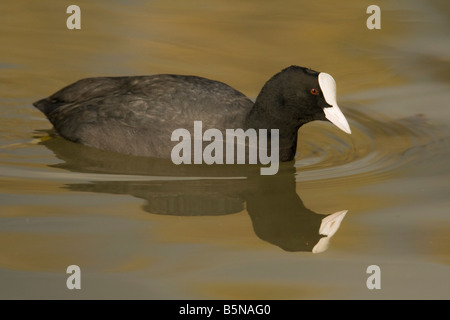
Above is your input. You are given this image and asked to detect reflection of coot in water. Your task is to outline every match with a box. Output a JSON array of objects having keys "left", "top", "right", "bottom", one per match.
[
  {"left": 245, "top": 171, "right": 347, "bottom": 252},
  {"left": 33, "top": 66, "right": 351, "bottom": 161},
  {"left": 38, "top": 135, "right": 348, "bottom": 253}
]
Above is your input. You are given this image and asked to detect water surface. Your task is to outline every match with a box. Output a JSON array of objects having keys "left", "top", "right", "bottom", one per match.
[{"left": 0, "top": 0, "right": 449, "bottom": 299}]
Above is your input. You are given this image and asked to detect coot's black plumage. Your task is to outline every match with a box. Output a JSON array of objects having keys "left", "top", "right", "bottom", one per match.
[{"left": 33, "top": 66, "right": 351, "bottom": 161}]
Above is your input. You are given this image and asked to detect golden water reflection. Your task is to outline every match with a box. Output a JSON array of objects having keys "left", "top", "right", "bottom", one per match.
[
  {"left": 1, "top": 0, "right": 449, "bottom": 299},
  {"left": 38, "top": 135, "right": 348, "bottom": 253}
]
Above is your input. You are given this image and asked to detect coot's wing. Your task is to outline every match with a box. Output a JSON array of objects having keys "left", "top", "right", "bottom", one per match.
[{"left": 34, "top": 75, "right": 254, "bottom": 157}]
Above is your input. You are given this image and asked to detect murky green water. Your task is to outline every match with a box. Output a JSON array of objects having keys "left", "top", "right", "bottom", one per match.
[{"left": 1, "top": 0, "right": 449, "bottom": 299}]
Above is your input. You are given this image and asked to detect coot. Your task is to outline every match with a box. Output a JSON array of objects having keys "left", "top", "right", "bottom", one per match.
[{"left": 33, "top": 65, "right": 351, "bottom": 162}]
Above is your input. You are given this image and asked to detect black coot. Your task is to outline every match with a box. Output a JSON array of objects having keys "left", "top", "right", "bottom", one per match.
[{"left": 33, "top": 65, "right": 351, "bottom": 162}]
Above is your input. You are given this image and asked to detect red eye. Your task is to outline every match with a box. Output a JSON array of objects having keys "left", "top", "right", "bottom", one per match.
[{"left": 310, "top": 88, "right": 319, "bottom": 95}]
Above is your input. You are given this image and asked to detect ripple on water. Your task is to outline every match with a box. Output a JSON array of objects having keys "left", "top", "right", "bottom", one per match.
[
  {"left": 0, "top": 107, "right": 447, "bottom": 184},
  {"left": 295, "top": 108, "right": 447, "bottom": 183}
]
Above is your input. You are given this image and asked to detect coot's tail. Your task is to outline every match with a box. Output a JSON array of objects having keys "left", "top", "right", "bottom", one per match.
[{"left": 33, "top": 98, "right": 64, "bottom": 115}]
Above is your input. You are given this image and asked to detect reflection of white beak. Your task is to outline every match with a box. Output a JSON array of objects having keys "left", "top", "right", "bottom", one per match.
[
  {"left": 318, "top": 210, "right": 348, "bottom": 237},
  {"left": 318, "top": 73, "right": 352, "bottom": 134},
  {"left": 312, "top": 210, "right": 348, "bottom": 254}
]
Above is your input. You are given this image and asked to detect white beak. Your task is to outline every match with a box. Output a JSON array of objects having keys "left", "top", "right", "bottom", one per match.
[{"left": 318, "top": 73, "right": 352, "bottom": 134}]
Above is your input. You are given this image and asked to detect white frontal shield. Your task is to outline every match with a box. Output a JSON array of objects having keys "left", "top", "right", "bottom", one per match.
[{"left": 318, "top": 73, "right": 351, "bottom": 134}]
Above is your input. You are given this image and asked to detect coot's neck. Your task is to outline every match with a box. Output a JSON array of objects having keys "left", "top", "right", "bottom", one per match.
[{"left": 244, "top": 79, "right": 308, "bottom": 162}]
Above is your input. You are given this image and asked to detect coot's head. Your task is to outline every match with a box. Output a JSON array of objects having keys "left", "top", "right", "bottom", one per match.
[{"left": 251, "top": 66, "right": 351, "bottom": 134}]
